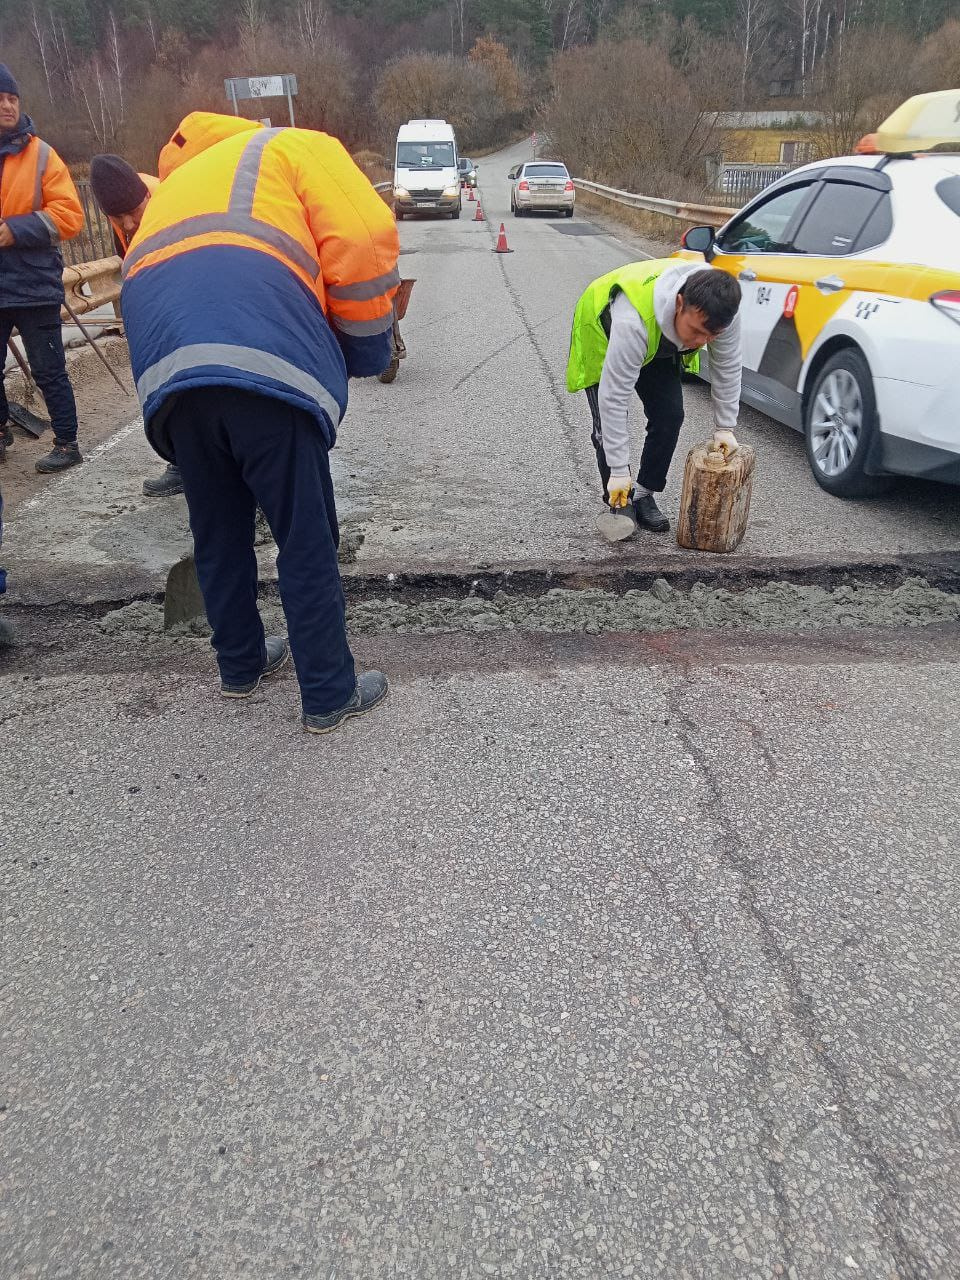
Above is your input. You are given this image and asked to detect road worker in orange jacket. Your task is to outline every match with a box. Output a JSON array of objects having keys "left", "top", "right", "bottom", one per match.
[
  {"left": 89, "top": 155, "right": 179, "bottom": 498},
  {"left": 122, "top": 112, "right": 400, "bottom": 733},
  {"left": 89, "top": 155, "right": 160, "bottom": 257},
  {"left": 0, "top": 63, "right": 84, "bottom": 473}
]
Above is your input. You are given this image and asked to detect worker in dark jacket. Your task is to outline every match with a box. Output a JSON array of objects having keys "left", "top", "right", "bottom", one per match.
[
  {"left": 122, "top": 113, "right": 400, "bottom": 734},
  {"left": 89, "top": 154, "right": 181, "bottom": 497},
  {"left": 0, "top": 65, "right": 84, "bottom": 473}
]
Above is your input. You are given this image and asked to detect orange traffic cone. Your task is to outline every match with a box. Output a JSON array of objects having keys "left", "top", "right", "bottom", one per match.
[
  {"left": 492, "top": 222, "right": 514, "bottom": 254},
  {"left": 474, "top": 200, "right": 485, "bottom": 222},
  {"left": 468, "top": 186, "right": 475, "bottom": 202}
]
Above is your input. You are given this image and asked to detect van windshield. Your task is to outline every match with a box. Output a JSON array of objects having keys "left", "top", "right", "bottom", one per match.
[{"left": 397, "top": 141, "right": 455, "bottom": 169}]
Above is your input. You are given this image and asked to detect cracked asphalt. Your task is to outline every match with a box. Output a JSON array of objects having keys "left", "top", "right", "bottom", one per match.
[
  {"left": 3, "top": 625, "right": 960, "bottom": 1278},
  {"left": 3, "top": 139, "right": 960, "bottom": 1278}
]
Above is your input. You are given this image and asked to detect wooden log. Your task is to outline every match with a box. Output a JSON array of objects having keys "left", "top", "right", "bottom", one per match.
[{"left": 677, "top": 442, "right": 756, "bottom": 554}]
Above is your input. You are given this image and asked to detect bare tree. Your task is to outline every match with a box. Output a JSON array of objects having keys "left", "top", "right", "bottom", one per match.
[
  {"left": 449, "top": 0, "right": 470, "bottom": 53},
  {"left": 107, "top": 10, "right": 124, "bottom": 124},
  {"left": 296, "top": 0, "right": 327, "bottom": 53},
  {"left": 78, "top": 59, "right": 122, "bottom": 149},
  {"left": 737, "top": 0, "right": 774, "bottom": 103},
  {"left": 145, "top": 6, "right": 161, "bottom": 60},
  {"left": 586, "top": 0, "right": 612, "bottom": 39},
  {"left": 789, "top": 0, "right": 817, "bottom": 92},
  {"left": 239, "top": 0, "right": 266, "bottom": 61},
  {"left": 559, "top": 0, "right": 584, "bottom": 50},
  {"left": 49, "top": 10, "right": 78, "bottom": 91},
  {"left": 815, "top": 26, "right": 914, "bottom": 156},
  {"left": 30, "top": 5, "right": 55, "bottom": 104}
]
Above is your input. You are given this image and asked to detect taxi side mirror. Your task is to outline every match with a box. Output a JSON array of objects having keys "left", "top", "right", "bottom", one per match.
[{"left": 681, "top": 225, "right": 716, "bottom": 257}]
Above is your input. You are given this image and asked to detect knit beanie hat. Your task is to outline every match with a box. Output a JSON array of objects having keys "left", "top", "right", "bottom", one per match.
[
  {"left": 90, "top": 154, "right": 149, "bottom": 216},
  {"left": 0, "top": 65, "right": 20, "bottom": 98}
]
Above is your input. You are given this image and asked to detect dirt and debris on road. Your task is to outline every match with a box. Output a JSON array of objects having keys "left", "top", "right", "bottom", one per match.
[
  {"left": 88, "top": 575, "right": 960, "bottom": 643},
  {"left": 0, "top": 335, "right": 135, "bottom": 512}
]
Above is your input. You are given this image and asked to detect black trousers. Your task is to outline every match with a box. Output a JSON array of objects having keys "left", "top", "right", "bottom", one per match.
[
  {"left": 0, "top": 304, "right": 79, "bottom": 443},
  {"left": 166, "top": 386, "right": 356, "bottom": 716},
  {"left": 586, "top": 354, "right": 685, "bottom": 497}
]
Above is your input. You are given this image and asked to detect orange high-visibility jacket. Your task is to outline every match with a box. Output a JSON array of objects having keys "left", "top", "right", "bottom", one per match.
[
  {"left": 121, "top": 113, "right": 400, "bottom": 451},
  {"left": 0, "top": 120, "right": 83, "bottom": 308},
  {"left": 109, "top": 172, "right": 160, "bottom": 257}
]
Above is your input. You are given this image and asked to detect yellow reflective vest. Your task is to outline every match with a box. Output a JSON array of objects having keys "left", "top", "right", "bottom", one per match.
[{"left": 121, "top": 113, "right": 400, "bottom": 451}]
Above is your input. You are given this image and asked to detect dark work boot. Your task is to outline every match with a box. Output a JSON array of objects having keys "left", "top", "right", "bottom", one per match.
[
  {"left": 633, "top": 492, "right": 670, "bottom": 533},
  {"left": 35, "top": 441, "right": 82, "bottom": 474},
  {"left": 143, "top": 464, "right": 184, "bottom": 497},
  {"left": 0, "top": 422, "right": 13, "bottom": 458},
  {"left": 302, "top": 670, "right": 389, "bottom": 735},
  {"left": 220, "top": 635, "right": 290, "bottom": 699}
]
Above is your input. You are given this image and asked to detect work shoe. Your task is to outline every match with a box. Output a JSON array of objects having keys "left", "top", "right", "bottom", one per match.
[
  {"left": 220, "top": 635, "right": 290, "bottom": 699},
  {"left": 0, "top": 422, "right": 12, "bottom": 451},
  {"left": 302, "top": 670, "right": 389, "bottom": 735},
  {"left": 143, "top": 464, "right": 184, "bottom": 498},
  {"left": 633, "top": 492, "right": 670, "bottom": 533},
  {"left": 35, "top": 441, "right": 82, "bottom": 473}
]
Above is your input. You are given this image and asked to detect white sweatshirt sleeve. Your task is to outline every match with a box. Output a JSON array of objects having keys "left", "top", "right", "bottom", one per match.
[
  {"left": 597, "top": 292, "right": 648, "bottom": 476},
  {"left": 706, "top": 309, "right": 742, "bottom": 431}
]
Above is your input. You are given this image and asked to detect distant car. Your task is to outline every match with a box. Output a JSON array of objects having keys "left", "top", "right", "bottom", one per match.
[
  {"left": 458, "top": 157, "right": 478, "bottom": 188},
  {"left": 509, "top": 161, "right": 575, "bottom": 217},
  {"left": 680, "top": 91, "right": 960, "bottom": 496}
]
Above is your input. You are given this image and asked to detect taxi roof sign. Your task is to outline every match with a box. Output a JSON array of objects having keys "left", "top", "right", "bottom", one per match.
[{"left": 857, "top": 90, "right": 960, "bottom": 155}]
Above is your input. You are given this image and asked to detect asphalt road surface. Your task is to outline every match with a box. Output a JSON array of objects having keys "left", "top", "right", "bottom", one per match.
[
  {"left": 333, "top": 139, "right": 960, "bottom": 574},
  {"left": 2, "top": 139, "right": 960, "bottom": 1279}
]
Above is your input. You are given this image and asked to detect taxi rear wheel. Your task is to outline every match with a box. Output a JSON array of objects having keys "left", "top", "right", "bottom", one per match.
[{"left": 804, "top": 349, "right": 892, "bottom": 498}]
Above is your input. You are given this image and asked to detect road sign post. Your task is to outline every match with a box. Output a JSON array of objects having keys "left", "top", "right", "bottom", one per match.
[{"left": 224, "top": 75, "right": 298, "bottom": 126}]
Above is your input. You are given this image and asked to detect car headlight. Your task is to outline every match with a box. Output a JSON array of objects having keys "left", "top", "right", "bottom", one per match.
[
  {"left": 394, "top": 186, "right": 410, "bottom": 200},
  {"left": 442, "top": 185, "right": 460, "bottom": 198}
]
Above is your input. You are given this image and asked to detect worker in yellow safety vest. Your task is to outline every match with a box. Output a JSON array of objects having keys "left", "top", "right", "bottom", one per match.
[
  {"left": 567, "top": 259, "right": 743, "bottom": 536},
  {"left": 121, "top": 112, "right": 400, "bottom": 734}
]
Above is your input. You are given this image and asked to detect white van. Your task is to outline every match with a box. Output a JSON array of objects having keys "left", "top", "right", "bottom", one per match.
[{"left": 393, "top": 120, "right": 461, "bottom": 220}]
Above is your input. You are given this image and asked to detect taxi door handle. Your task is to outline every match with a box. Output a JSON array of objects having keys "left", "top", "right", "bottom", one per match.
[
  {"left": 738, "top": 268, "right": 757, "bottom": 281},
  {"left": 815, "top": 274, "right": 846, "bottom": 293}
]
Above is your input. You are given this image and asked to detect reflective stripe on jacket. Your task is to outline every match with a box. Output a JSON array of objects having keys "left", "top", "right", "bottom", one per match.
[
  {"left": 566, "top": 259, "right": 700, "bottom": 393},
  {"left": 109, "top": 172, "right": 160, "bottom": 256},
  {"left": 0, "top": 116, "right": 83, "bottom": 309},
  {"left": 121, "top": 115, "right": 399, "bottom": 450}
]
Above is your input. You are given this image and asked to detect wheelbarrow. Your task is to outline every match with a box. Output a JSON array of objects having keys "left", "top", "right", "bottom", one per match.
[{"left": 378, "top": 277, "right": 415, "bottom": 385}]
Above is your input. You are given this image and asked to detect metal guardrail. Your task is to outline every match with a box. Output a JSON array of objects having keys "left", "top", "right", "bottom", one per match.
[
  {"left": 716, "top": 163, "right": 792, "bottom": 203},
  {"left": 64, "top": 179, "right": 116, "bottom": 267},
  {"left": 573, "top": 178, "right": 736, "bottom": 225}
]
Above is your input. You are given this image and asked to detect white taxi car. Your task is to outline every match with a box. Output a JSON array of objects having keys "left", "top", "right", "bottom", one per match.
[{"left": 681, "top": 91, "right": 960, "bottom": 496}]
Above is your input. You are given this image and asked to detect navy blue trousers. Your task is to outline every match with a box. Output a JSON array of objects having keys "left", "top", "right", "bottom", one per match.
[
  {"left": 0, "top": 304, "right": 79, "bottom": 443},
  {"left": 166, "top": 387, "right": 356, "bottom": 716}
]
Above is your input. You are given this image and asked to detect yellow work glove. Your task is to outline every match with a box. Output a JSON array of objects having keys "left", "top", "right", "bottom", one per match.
[
  {"left": 712, "top": 428, "right": 739, "bottom": 458},
  {"left": 606, "top": 474, "right": 633, "bottom": 510}
]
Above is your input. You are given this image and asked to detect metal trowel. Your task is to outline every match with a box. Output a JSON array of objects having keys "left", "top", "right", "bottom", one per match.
[{"left": 596, "top": 497, "right": 637, "bottom": 543}]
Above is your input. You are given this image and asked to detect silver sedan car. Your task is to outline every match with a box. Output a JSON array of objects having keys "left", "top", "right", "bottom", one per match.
[{"left": 509, "top": 161, "right": 575, "bottom": 217}]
